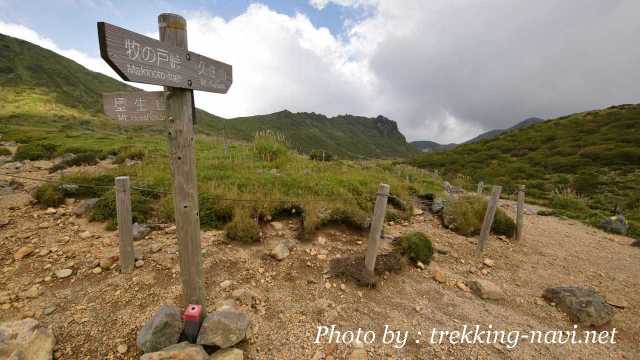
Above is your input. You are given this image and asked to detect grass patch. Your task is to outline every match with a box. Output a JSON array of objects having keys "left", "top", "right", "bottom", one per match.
[
  {"left": 13, "top": 142, "right": 57, "bottom": 161},
  {"left": 442, "top": 195, "right": 515, "bottom": 238},
  {"left": 50, "top": 152, "right": 99, "bottom": 172},
  {"left": 0, "top": 147, "right": 11, "bottom": 156},
  {"left": 33, "top": 183, "right": 65, "bottom": 207},
  {"left": 90, "top": 189, "right": 153, "bottom": 229},
  {"left": 225, "top": 207, "right": 261, "bottom": 243},
  {"left": 395, "top": 232, "right": 434, "bottom": 264}
]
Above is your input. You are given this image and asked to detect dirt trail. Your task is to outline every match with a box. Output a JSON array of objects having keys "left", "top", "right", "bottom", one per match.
[{"left": 1, "top": 161, "right": 639, "bottom": 359}]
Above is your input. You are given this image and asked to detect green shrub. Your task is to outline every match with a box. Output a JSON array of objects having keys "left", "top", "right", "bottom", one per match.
[
  {"left": 309, "top": 150, "right": 334, "bottom": 161},
  {"left": 113, "top": 147, "right": 145, "bottom": 164},
  {"left": 49, "top": 152, "right": 99, "bottom": 172},
  {"left": 551, "top": 188, "right": 588, "bottom": 213},
  {"left": 225, "top": 208, "right": 261, "bottom": 243},
  {"left": 33, "top": 183, "right": 65, "bottom": 207},
  {"left": 13, "top": 142, "right": 57, "bottom": 161},
  {"left": 443, "top": 194, "right": 515, "bottom": 238},
  {"left": 537, "top": 210, "right": 556, "bottom": 216},
  {"left": 58, "top": 173, "right": 114, "bottom": 198},
  {"left": 442, "top": 195, "right": 486, "bottom": 236},
  {"left": 0, "top": 147, "right": 11, "bottom": 156},
  {"left": 385, "top": 209, "right": 402, "bottom": 222},
  {"left": 396, "top": 232, "right": 433, "bottom": 264},
  {"left": 90, "top": 189, "right": 152, "bottom": 226},
  {"left": 253, "top": 130, "right": 288, "bottom": 162},
  {"left": 199, "top": 192, "right": 233, "bottom": 229},
  {"left": 493, "top": 210, "right": 516, "bottom": 237}
]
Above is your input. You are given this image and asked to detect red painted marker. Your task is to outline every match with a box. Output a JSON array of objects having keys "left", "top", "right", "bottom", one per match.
[{"left": 182, "top": 304, "right": 203, "bottom": 343}]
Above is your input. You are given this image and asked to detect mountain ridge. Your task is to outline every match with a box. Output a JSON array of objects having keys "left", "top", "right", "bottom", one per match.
[{"left": 0, "top": 33, "right": 417, "bottom": 159}]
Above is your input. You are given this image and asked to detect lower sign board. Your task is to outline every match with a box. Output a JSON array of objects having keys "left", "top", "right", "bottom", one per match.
[{"left": 102, "top": 91, "right": 167, "bottom": 124}]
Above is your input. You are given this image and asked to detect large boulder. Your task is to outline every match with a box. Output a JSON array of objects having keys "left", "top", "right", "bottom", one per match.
[
  {"left": 136, "top": 305, "right": 183, "bottom": 353},
  {"left": 270, "top": 242, "right": 290, "bottom": 261},
  {"left": 599, "top": 214, "right": 628, "bottom": 235},
  {"left": 0, "top": 318, "right": 55, "bottom": 360},
  {"left": 431, "top": 199, "right": 445, "bottom": 214},
  {"left": 73, "top": 198, "right": 99, "bottom": 217},
  {"left": 140, "top": 342, "right": 208, "bottom": 360},
  {"left": 197, "top": 308, "right": 250, "bottom": 348},
  {"left": 543, "top": 287, "right": 615, "bottom": 326}
]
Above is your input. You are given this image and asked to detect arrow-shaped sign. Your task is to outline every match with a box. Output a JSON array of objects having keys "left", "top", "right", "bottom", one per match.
[{"left": 98, "top": 22, "right": 232, "bottom": 93}]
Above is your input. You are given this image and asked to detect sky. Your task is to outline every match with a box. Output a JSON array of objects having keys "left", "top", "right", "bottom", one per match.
[{"left": 1, "top": 0, "right": 639, "bottom": 143}]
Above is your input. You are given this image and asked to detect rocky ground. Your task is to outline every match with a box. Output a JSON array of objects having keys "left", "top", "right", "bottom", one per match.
[{"left": 1, "top": 158, "right": 639, "bottom": 359}]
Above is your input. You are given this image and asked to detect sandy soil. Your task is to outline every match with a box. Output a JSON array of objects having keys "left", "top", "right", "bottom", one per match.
[{"left": 1, "top": 161, "right": 639, "bottom": 359}]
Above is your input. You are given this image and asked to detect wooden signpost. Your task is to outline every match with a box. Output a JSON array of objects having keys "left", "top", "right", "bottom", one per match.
[
  {"left": 98, "top": 14, "right": 233, "bottom": 311},
  {"left": 98, "top": 21, "right": 232, "bottom": 93},
  {"left": 102, "top": 91, "right": 167, "bottom": 123}
]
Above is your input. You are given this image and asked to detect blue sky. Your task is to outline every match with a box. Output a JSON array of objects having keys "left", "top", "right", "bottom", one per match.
[
  {"left": 1, "top": 1, "right": 639, "bottom": 143},
  {"left": 0, "top": 0, "right": 366, "bottom": 58}
]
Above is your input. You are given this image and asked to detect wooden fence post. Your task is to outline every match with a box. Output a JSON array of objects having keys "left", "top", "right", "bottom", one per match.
[
  {"left": 159, "top": 13, "right": 205, "bottom": 309},
  {"left": 115, "top": 176, "right": 134, "bottom": 273},
  {"left": 364, "top": 184, "right": 390, "bottom": 281},
  {"left": 478, "top": 185, "right": 502, "bottom": 253},
  {"left": 477, "top": 181, "right": 484, "bottom": 194},
  {"left": 515, "top": 185, "right": 526, "bottom": 241}
]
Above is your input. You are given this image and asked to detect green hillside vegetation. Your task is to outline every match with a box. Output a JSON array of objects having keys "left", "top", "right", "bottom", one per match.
[
  {"left": 197, "top": 111, "right": 417, "bottom": 159},
  {"left": 412, "top": 104, "right": 640, "bottom": 238},
  {"left": 0, "top": 33, "right": 440, "bottom": 238}
]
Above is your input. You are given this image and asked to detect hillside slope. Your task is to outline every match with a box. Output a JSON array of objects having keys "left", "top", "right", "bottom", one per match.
[
  {"left": 0, "top": 33, "right": 416, "bottom": 159},
  {"left": 198, "top": 111, "right": 417, "bottom": 159},
  {"left": 412, "top": 104, "right": 640, "bottom": 236}
]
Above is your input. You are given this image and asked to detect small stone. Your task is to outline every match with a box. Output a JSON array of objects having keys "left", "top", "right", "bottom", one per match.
[
  {"left": 325, "top": 282, "right": 332, "bottom": 289},
  {"left": 135, "top": 260, "right": 144, "bottom": 268},
  {"left": 100, "top": 256, "right": 117, "bottom": 270},
  {"left": 0, "top": 319, "right": 55, "bottom": 358},
  {"left": 483, "top": 258, "right": 495, "bottom": 267},
  {"left": 43, "top": 306, "right": 56, "bottom": 316},
  {"left": 232, "top": 288, "right": 258, "bottom": 306},
  {"left": 466, "top": 279, "right": 505, "bottom": 300},
  {"left": 543, "top": 287, "right": 615, "bottom": 326},
  {"left": 349, "top": 348, "right": 368, "bottom": 360},
  {"left": 46, "top": 208, "right": 57, "bottom": 214},
  {"left": 220, "top": 280, "right": 233, "bottom": 289},
  {"left": 209, "top": 348, "right": 244, "bottom": 360},
  {"left": 317, "top": 236, "right": 327, "bottom": 245},
  {"left": 79, "top": 231, "right": 92, "bottom": 240},
  {"left": 117, "top": 344, "right": 128, "bottom": 354},
  {"left": 150, "top": 243, "right": 163, "bottom": 253},
  {"left": 416, "top": 261, "right": 425, "bottom": 270},
  {"left": 38, "top": 248, "right": 50, "bottom": 256},
  {"left": 270, "top": 221, "right": 284, "bottom": 231},
  {"left": 92, "top": 267, "right": 102, "bottom": 274},
  {"left": 165, "top": 225, "right": 177, "bottom": 234},
  {"left": 456, "top": 281, "right": 471, "bottom": 292},
  {"left": 20, "top": 285, "right": 42, "bottom": 299},
  {"left": 270, "top": 242, "right": 290, "bottom": 261},
  {"left": 133, "top": 222, "right": 151, "bottom": 241},
  {"left": 605, "top": 295, "right": 629, "bottom": 309},
  {"left": 73, "top": 198, "right": 98, "bottom": 217},
  {"left": 433, "top": 270, "right": 446, "bottom": 283},
  {"left": 14, "top": 245, "right": 35, "bottom": 260},
  {"left": 55, "top": 269, "right": 73, "bottom": 278},
  {"left": 340, "top": 284, "right": 347, "bottom": 291}
]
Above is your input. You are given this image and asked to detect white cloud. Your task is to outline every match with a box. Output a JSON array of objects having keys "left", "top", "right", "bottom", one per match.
[{"left": 3, "top": 0, "right": 640, "bottom": 143}]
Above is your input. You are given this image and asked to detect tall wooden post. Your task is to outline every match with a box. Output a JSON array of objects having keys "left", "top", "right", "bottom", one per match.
[
  {"left": 515, "top": 185, "right": 525, "bottom": 241},
  {"left": 159, "top": 13, "right": 205, "bottom": 308},
  {"left": 364, "top": 184, "right": 390, "bottom": 280},
  {"left": 477, "top": 181, "right": 484, "bottom": 194},
  {"left": 478, "top": 185, "right": 502, "bottom": 253},
  {"left": 115, "top": 176, "right": 134, "bottom": 273}
]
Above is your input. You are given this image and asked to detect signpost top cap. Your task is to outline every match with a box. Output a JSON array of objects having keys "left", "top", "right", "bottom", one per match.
[{"left": 158, "top": 13, "right": 186, "bottom": 30}]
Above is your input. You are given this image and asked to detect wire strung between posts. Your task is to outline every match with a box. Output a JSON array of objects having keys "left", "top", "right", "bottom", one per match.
[{"left": 0, "top": 171, "right": 357, "bottom": 204}]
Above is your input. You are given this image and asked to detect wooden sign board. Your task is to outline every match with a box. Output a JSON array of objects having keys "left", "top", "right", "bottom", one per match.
[
  {"left": 98, "top": 22, "right": 233, "bottom": 93},
  {"left": 102, "top": 91, "right": 167, "bottom": 123}
]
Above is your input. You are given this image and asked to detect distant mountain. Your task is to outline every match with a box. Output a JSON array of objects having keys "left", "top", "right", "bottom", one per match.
[
  {"left": 410, "top": 140, "right": 456, "bottom": 153},
  {"left": 0, "top": 33, "right": 417, "bottom": 159},
  {"left": 411, "top": 117, "right": 544, "bottom": 153},
  {"left": 464, "top": 117, "right": 544, "bottom": 144}
]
